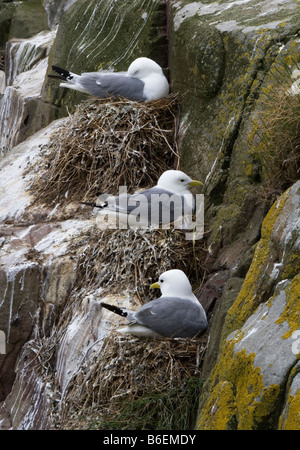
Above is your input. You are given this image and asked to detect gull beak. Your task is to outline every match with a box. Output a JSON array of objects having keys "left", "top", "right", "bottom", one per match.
[
  {"left": 150, "top": 281, "right": 160, "bottom": 289},
  {"left": 189, "top": 180, "right": 203, "bottom": 187}
]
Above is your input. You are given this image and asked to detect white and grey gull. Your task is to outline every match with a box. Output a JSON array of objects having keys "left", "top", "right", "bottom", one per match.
[
  {"left": 80, "top": 169, "right": 202, "bottom": 228},
  {"left": 50, "top": 57, "right": 169, "bottom": 101},
  {"left": 101, "top": 269, "right": 208, "bottom": 338}
]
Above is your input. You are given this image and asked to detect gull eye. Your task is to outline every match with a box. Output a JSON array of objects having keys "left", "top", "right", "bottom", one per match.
[
  {"left": 180, "top": 179, "right": 185, "bottom": 182},
  {"left": 160, "top": 279, "right": 164, "bottom": 283}
]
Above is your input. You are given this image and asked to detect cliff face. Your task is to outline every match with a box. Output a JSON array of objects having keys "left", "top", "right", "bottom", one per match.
[
  {"left": 0, "top": 0, "right": 299, "bottom": 429},
  {"left": 168, "top": 0, "right": 300, "bottom": 429},
  {"left": 197, "top": 182, "right": 300, "bottom": 429}
]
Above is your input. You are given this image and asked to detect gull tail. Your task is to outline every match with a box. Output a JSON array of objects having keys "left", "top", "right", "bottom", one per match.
[
  {"left": 101, "top": 302, "right": 128, "bottom": 318},
  {"left": 52, "top": 65, "right": 74, "bottom": 81}
]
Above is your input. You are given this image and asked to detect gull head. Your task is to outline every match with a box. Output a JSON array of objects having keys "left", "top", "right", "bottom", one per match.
[
  {"left": 150, "top": 269, "right": 194, "bottom": 298},
  {"left": 127, "top": 57, "right": 164, "bottom": 79},
  {"left": 157, "top": 170, "right": 202, "bottom": 194}
]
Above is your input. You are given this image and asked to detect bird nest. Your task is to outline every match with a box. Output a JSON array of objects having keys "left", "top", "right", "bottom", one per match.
[
  {"left": 31, "top": 94, "right": 179, "bottom": 205},
  {"left": 22, "top": 226, "right": 208, "bottom": 430},
  {"left": 59, "top": 332, "right": 207, "bottom": 430},
  {"left": 71, "top": 227, "right": 207, "bottom": 301}
]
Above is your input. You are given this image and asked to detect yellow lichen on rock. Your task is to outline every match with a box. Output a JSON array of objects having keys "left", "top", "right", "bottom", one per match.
[
  {"left": 276, "top": 274, "right": 300, "bottom": 339},
  {"left": 197, "top": 181, "right": 300, "bottom": 430},
  {"left": 281, "top": 392, "right": 300, "bottom": 430},
  {"left": 221, "top": 190, "right": 289, "bottom": 338},
  {"left": 197, "top": 380, "right": 237, "bottom": 430},
  {"left": 197, "top": 342, "right": 281, "bottom": 430},
  {"left": 279, "top": 362, "right": 300, "bottom": 430}
]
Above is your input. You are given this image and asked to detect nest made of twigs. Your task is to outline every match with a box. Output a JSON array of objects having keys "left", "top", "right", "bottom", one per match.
[
  {"left": 59, "top": 333, "right": 207, "bottom": 430},
  {"left": 31, "top": 94, "right": 179, "bottom": 205},
  {"left": 70, "top": 226, "right": 207, "bottom": 301}
]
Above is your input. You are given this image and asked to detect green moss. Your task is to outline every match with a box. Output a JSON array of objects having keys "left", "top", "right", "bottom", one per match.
[
  {"left": 171, "top": 23, "right": 284, "bottom": 246},
  {"left": 245, "top": 163, "right": 253, "bottom": 177}
]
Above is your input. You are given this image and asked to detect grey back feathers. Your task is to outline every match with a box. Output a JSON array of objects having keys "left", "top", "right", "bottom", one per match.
[
  {"left": 79, "top": 72, "right": 146, "bottom": 101},
  {"left": 81, "top": 170, "right": 201, "bottom": 228},
  {"left": 101, "top": 269, "right": 207, "bottom": 338},
  {"left": 132, "top": 297, "right": 207, "bottom": 338},
  {"left": 50, "top": 57, "right": 169, "bottom": 102}
]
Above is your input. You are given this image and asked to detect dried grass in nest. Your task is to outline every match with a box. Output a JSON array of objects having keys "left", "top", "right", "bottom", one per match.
[
  {"left": 60, "top": 332, "right": 207, "bottom": 430},
  {"left": 72, "top": 227, "right": 207, "bottom": 301},
  {"left": 31, "top": 94, "right": 179, "bottom": 205},
  {"left": 22, "top": 227, "right": 207, "bottom": 429}
]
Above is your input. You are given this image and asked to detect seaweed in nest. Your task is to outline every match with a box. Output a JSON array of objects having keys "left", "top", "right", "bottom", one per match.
[
  {"left": 71, "top": 227, "right": 208, "bottom": 301},
  {"left": 59, "top": 333, "right": 207, "bottom": 430},
  {"left": 31, "top": 94, "right": 179, "bottom": 205}
]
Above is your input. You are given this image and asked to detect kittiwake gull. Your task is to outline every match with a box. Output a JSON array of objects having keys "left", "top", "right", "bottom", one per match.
[
  {"left": 101, "top": 269, "right": 208, "bottom": 338},
  {"left": 50, "top": 57, "right": 169, "bottom": 102},
  {"left": 80, "top": 169, "right": 202, "bottom": 228}
]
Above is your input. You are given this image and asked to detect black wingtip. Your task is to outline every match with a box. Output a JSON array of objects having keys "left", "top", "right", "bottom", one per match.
[
  {"left": 79, "top": 201, "right": 108, "bottom": 209},
  {"left": 101, "top": 302, "right": 128, "bottom": 317},
  {"left": 52, "top": 65, "right": 72, "bottom": 80}
]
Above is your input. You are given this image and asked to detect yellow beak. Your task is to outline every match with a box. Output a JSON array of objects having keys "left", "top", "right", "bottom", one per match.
[
  {"left": 189, "top": 180, "right": 203, "bottom": 187},
  {"left": 150, "top": 281, "right": 160, "bottom": 289}
]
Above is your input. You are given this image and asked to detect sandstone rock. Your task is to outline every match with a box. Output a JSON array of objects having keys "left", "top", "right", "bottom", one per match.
[
  {"left": 0, "top": 70, "right": 5, "bottom": 94},
  {"left": 0, "top": 120, "right": 69, "bottom": 404}
]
